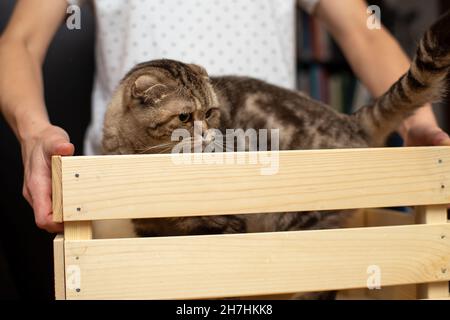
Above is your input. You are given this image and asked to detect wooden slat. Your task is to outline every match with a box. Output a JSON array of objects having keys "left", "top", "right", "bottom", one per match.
[
  {"left": 52, "top": 156, "right": 63, "bottom": 222},
  {"left": 416, "top": 205, "right": 450, "bottom": 299},
  {"left": 339, "top": 285, "right": 417, "bottom": 300},
  {"left": 365, "top": 208, "right": 415, "bottom": 227},
  {"left": 65, "top": 221, "right": 93, "bottom": 241},
  {"left": 346, "top": 208, "right": 415, "bottom": 228},
  {"left": 53, "top": 234, "right": 65, "bottom": 300},
  {"left": 416, "top": 205, "right": 448, "bottom": 224},
  {"left": 64, "top": 222, "right": 92, "bottom": 298},
  {"left": 64, "top": 223, "right": 450, "bottom": 300},
  {"left": 60, "top": 147, "right": 450, "bottom": 221},
  {"left": 421, "top": 282, "right": 450, "bottom": 299}
]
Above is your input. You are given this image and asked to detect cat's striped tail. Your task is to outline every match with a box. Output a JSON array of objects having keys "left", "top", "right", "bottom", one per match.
[{"left": 355, "top": 10, "right": 450, "bottom": 146}]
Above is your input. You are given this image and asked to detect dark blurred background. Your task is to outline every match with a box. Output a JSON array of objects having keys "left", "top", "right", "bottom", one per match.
[
  {"left": 0, "top": 1, "right": 94, "bottom": 299},
  {"left": 0, "top": 0, "right": 449, "bottom": 300}
]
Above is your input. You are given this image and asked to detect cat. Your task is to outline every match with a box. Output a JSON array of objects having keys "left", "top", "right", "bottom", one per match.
[{"left": 102, "top": 11, "right": 450, "bottom": 299}]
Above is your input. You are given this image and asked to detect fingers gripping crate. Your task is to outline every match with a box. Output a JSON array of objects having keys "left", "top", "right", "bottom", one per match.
[{"left": 52, "top": 147, "right": 450, "bottom": 300}]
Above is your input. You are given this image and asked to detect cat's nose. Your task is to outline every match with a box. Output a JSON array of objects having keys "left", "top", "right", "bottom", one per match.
[
  {"left": 203, "top": 130, "right": 216, "bottom": 144},
  {"left": 192, "top": 110, "right": 205, "bottom": 121}
]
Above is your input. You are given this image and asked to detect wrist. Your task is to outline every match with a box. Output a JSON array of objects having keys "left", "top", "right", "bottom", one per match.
[
  {"left": 398, "top": 104, "right": 438, "bottom": 140},
  {"left": 17, "top": 112, "right": 51, "bottom": 145}
]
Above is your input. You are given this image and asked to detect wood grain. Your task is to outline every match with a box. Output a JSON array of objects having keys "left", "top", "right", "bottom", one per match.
[
  {"left": 65, "top": 221, "right": 92, "bottom": 241},
  {"left": 52, "top": 156, "right": 63, "bottom": 223},
  {"left": 60, "top": 147, "right": 450, "bottom": 221},
  {"left": 64, "top": 223, "right": 450, "bottom": 300},
  {"left": 416, "top": 205, "right": 450, "bottom": 299},
  {"left": 365, "top": 208, "right": 415, "bottom": 227},
  {"left": 53, "top": 234, "right": 65, "bottom": 300}
]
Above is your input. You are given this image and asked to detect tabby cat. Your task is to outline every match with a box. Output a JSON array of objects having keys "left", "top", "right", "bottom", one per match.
[{"left": 102, "top": 11, "right": 450, "bottom": 299}]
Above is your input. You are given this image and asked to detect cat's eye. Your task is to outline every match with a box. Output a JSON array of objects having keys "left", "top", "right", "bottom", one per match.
[
  {"left": 205, "top": 109, "right": 214, "bottom": 119},
  {"left": 179, "top": 113, "right": 191, "bottom": 123}
]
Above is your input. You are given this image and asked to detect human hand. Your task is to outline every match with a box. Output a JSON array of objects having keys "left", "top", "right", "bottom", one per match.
[
  {"left": 21, "top": 125, "right": 74, "bottom": 232},
  {"left": 403, "top": 124, "right": 450, "bottom": 147}
]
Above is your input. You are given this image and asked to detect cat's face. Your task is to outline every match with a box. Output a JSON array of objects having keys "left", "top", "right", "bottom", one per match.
[{"left": 121, "top": 60, "right": 220, "bottom": 153}]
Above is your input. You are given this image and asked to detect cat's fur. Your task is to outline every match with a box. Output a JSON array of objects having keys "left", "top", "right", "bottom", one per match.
[{"left": 102, "top": 12, "right": 450, "bottom": 298}]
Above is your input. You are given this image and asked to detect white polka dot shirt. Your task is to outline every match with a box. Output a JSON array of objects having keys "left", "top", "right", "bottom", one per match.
[{"left": 80, "top": 0, "right": 320, "bottom": 155}]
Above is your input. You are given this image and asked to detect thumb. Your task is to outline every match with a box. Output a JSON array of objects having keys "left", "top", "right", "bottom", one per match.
[
  {"left": 53, "top": 141, "right": 75, "bottom": 156},
  {"left": 44, "top": 137, "right": 75, "bottom": 157},
  {"left": 432, "top": 130, "right": 450, "bottom": 146}
]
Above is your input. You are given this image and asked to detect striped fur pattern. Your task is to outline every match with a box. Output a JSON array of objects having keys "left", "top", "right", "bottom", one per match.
[
  {"left": 102, "top": 11, "right": 450, "bottom": 299},
  {"left": 355, "top": 10, "right": 450, "bottom": 146}
]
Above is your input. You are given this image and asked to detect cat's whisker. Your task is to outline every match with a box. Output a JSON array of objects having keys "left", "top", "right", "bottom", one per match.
[
  {"left": 138, "top": 142, "right": 175, "bottom": 154},
  {"left": 157, "top": 145, "right": 176, "bottom": 154},
  {"left": 139, "top": 143, "right": 173, "bottom": 151},
  {"left": 212, "top": 141, "right": 235, "bottom": 152}
]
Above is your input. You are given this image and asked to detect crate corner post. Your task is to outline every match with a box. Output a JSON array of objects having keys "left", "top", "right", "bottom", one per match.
[
  {"left": 52, "top": 155, "right": 63, "bottom": 223},
  {"left": 416, "top": 205, "right": 450, "bottom": 300},
  {"left": 53, "top": 234, "right": 66, "bottom": 300}
]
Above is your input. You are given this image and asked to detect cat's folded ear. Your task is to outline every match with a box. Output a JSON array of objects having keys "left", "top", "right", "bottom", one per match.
[
  {"left": 188, "top": 64, "right": 209, "bottom": 78},
  {"left": 131, "top": 74, "right": 166, "bottom": 99},
  {"left": 128, "top": 74, "right": 171, "bottom": 107}
]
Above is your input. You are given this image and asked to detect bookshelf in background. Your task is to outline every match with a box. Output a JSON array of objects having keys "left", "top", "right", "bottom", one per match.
[
  {"left": 295, "top": 1, "right": 444, "bottom": 214},
  {"left": 296, "top": 0, "right": 447, "bottom": 132},
  {"left": 296, "top": 10, "right": 370, "bottom": 116}
]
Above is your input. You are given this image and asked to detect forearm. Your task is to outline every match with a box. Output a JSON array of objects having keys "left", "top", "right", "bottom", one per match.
[
  {"left": 336, "top": 28, "right": 408, "bottom": 96},
  {"left": 0, "top": 0, "right": 76, "bottom": 233},
  {"left": 0, "top": 0, "right": 67, "bottom": 145},
  {"left": 334, "top": 27, "right": 438, "bottom": 137},
  {"left": 0, "top": 36, "right": 50, "bottom": 143},
  {"left": 315, "top": 0, "right": 439, "bottom": 140}
]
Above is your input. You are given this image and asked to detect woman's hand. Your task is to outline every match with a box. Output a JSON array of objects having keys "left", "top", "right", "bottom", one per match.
[
  {"left": 403, "top": 124, "right": 450, "bottom": 147},
  {"left": 21, "top": 125, "right": 74, "bottom": 232},
  {"left": 399, "top": 105, "right": 450, "bottom": 147},
  {"left": 0, "top": 0, "right": 70, "bottom": 232}
]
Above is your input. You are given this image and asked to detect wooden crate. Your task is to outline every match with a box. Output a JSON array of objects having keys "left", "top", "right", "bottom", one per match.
[{"left": 52, "top": 147, "right": 450, "bottom": 300}]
